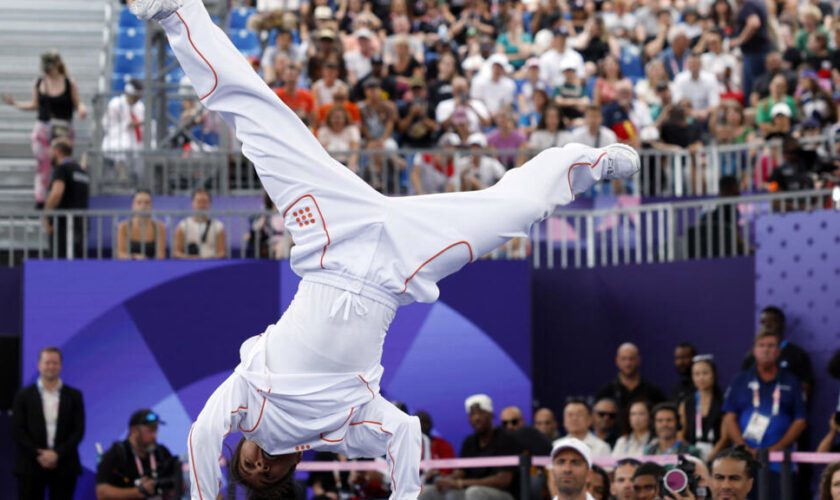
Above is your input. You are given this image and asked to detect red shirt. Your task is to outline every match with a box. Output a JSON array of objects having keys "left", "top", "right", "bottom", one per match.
[{"left": 275, "top": 87, "right": 315, "bottom": 115}]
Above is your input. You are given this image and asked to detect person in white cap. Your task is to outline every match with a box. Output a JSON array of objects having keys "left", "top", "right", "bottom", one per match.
[
  {"left": 471, "top": 54, "right": 517, "bottom": 115},
  {"left": 549, "top": 437, "right": 597, "bottom": 500},
  {"left": 126, "top": 1, "right": 641, "bottom": 499},
  {"left": 455, "top": 133, "right": 507, "bottom": 191},
  {"left": 101, "top": 78, "right": 145, "bottom": 182},
  {"left": 420, "top": 394, "right": 521, "bottom": 500}
]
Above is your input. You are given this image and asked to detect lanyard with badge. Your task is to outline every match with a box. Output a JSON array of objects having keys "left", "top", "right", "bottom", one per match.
[
  {"left": 133, "top": 451, "right": 162, "bottom": 500},
  {"left": 742, "top": 379, "right": 781, "bottom": 444}
]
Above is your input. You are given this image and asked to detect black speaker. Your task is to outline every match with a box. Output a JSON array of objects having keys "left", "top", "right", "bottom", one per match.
[{"left": 0, "top": 337, "right": 20, "bottom": 411}]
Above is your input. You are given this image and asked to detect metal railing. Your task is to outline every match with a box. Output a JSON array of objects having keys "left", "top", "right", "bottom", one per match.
[
  {"left": 533, "top": 189, "right": 837, "bottom": 269},
  {"left": 0, "top": 190, "right": 835, "bottom": 268},
  {"left": 84, "top": 118, "right": 839, "bottom": 197}
]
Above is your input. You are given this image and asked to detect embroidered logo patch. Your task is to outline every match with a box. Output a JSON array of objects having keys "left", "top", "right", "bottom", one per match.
[{"left": 291, "top": 207, "right": 317, "bottom": 228}]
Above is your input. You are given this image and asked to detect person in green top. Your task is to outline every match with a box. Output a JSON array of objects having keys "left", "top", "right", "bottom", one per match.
[
  {"left": 794, "top": 5, "right": 827, "bottom": 55},
  {"left": 496, "top": 14, "right": 533, "bottom": 70},
  {"left": 756, "top": 74, "right": 797, "bottom": 136}
]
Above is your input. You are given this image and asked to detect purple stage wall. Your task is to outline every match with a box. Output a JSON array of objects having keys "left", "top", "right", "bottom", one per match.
[
  {"left": 755, "top": 211, "right": 840, "bottom": 447},
  {"left": 22, "top": 260, "right": 531, "bottom": 499},
  {"left": 532, "top": 258, "right": 757, "bottom": 410}
]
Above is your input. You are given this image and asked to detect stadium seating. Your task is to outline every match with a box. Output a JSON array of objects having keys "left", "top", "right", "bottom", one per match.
[{"left": 116, "top": 27, "right": 146, "bottom": 51}]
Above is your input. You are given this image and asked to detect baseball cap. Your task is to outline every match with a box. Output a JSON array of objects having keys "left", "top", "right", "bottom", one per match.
[
  {"left": 525, "top": 57, "right": 540, "bottom": 69},
  {"left": 440, "top": 133, "right": 461, "bottom": 146},
  {"left": 487, "top": 54, "right": 512, "bottom": 73},
  {"left": 771, "top": 102, "right": 792, "bottom": 118},
  {"left": 317, "top": 28, "right": 337, "bottom": 40},
  {"left": 129, "top": 409, "right": 165, "bottom": 427},
  {"left": 355, "top": 27, "right": 374, "bottom": 39},
  {"left": 465, "top": 393, "right": 493, "bottom": 413},
  {"left": 466, "top": 133, "right": 488, "bottom": 148},
  {"left": 314, "top": 6, "right": 334, "bottom": 19},
  {"left": 550, "top": 437, "right": 592, "bottom": 468},
  {"left": 124, "top": 78, "right": 144, "bottom": 97},
  {"left": 560, "top": 60, "right": 578, "bottom": 72}
]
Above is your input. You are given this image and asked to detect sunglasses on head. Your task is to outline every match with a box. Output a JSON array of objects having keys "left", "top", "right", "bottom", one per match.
[{"left": 501, "top": 418, "right": 520, "bottom": 426}]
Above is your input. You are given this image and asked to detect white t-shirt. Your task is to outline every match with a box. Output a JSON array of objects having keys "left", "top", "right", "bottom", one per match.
[
  {"left": 553, "top": 432, "right": 612, "bottom": 459},
  {"left": 312, "top": 79, "right": 349, "bottom": 107},
  {"left": 318, "top": 125, "right": 361, "bottom": 165},
  {"left": 538, "top": 48, "right": 585, "bottom": 89},
  {"left": 102, "top": 95, "right": 145, "bottom": 155},
  {"left": 454, "top": 156, "right": 506, "bottom": 189},
  {"left": 529, "top": 130, "right": 567, "bottom": 151},
  {"left": 470, "top": 76, "right": 517, "bottom": 115},
  {"left": 344, "top": 51, "right": 373, "bottom": 82},
  {"left": 435, "top": 99, "right": 490, "bottom": 134},
  {"left": 176, "top": 217, "right": 225, "bottom": 258},
  {"left": 672, "top": 70, "right": 720, "bottom": 112},
  {"left": 563, "top": 126, "right": 618, "bottom": 148}
]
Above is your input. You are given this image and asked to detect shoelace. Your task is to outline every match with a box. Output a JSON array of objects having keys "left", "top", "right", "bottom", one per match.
[{"left": 329, "top": 290, "right": 369, "bottom": 321}]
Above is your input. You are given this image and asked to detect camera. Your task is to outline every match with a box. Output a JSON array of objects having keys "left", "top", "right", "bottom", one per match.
[
  {"left": 186, "top": 242, "right": 201, "bottom": 256},
  {"left": 661, "top": 455, "right": 708, "bottom": 498}
]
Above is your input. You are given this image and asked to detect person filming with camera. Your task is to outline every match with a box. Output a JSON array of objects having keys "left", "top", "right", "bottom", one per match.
[{"left": 96, "top": 410, "right": 182, "bottom": 499}]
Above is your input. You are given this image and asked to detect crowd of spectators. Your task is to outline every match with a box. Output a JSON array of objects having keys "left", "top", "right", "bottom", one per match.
[
  {"left": 209, "top": 0, "right": 840, "bottom": 194},
  {"left": 350, "top": 304, "right": 837, "bottom": 500}
]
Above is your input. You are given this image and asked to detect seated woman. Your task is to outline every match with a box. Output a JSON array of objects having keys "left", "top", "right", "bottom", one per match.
[{"left": 116, "top": 190, "right": 167, "bottom": 260}]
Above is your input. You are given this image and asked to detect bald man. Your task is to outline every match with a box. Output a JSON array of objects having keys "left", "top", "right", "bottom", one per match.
[
  {"left": 595, "top": 343, "right": 665, "bottom": 430},
  {"left": 500, "top": 406, "right": 524, "bottom": 431}
]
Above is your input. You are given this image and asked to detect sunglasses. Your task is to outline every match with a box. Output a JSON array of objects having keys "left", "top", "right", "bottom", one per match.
[
  {"left": 595, "top": 411, "right": 617, "bottom": 418},
  {"left": 501, "top": 418, "right": 521, "bottom": 426}
]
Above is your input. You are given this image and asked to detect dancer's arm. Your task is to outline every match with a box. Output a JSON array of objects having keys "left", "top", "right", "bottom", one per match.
[
  {"left": 158, "top": 0, "right": 372, "bottom": 209},
  {"left": 187, "top": 373, "right": 248, "bottom": 499}
]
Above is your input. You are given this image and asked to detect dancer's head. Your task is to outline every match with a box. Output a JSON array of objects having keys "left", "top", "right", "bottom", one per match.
[{"left": 229, "top": 438, "right": 300, "bottom": 498}]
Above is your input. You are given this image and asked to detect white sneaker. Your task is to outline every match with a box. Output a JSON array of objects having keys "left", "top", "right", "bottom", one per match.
[
  {"left": 598, "top": 143, "right": 640, "bottom": 179},
  {"left": 129, "top": 0, "right": 183, "bottom": 21}
]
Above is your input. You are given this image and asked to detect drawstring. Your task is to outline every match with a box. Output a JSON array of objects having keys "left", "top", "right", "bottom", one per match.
[{"left": 329, "top": 290, "right": 369, "bottom": 321}]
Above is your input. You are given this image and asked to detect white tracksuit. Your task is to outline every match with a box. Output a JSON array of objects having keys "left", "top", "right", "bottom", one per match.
[{"left": 160, "top": 1, "right": 613, "bottom": 498}]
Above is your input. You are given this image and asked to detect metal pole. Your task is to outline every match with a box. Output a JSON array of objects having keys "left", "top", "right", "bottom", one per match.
[
  {"left": 519, "top": 453, "right": 532, "bottom": 500},
  {"left": 757, "top": 449, "right": 769, "bottom": 500},
  {"left": 781, "top": 449, "right": 793, "bottom": 500}
]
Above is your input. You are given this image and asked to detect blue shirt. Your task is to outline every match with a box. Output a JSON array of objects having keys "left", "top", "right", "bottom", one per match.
[{"left": 722, "top": 367, "right": 806, "bottom": 450}]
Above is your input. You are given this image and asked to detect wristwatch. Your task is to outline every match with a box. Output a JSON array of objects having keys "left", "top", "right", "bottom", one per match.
[{"left": 134, "top": 478, "right": 151, "bottom": 497}]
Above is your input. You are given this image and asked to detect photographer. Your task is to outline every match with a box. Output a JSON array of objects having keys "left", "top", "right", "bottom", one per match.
[{"left": 96, "top": 410, "right": 181, "bottom": 499}]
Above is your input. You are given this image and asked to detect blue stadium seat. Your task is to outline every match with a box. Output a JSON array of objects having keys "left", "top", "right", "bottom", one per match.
[
  {"left": 116, "top": 27, "right": 145, "bottom": 50},
  {"left": 114, "top": 50, "right": 145, "bottom": 74},
  {"left": 230, "top": 29, "right": 260, "bottom": 56},
  {"left": 228, "top": 7, "right": 255, "bottom": 30},
  {"left": 111, "top": 73, "right": 139, "bottom": 92},
  {"left": 165, "top": 67, "right": 185, "bottom": 85},
  {"left": 119, "top": 7, "right": 144, "bottom": 28},
  {"left": 620, "top": 45, "right": 645, "bottom": 83},
  {"left": 167, "top": 99, "right": 183, "bottom": 119}
]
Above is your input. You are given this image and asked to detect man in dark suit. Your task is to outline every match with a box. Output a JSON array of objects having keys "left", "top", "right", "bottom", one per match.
[{"left": 12, "top": 347, "right": 85, "bottom": 500}]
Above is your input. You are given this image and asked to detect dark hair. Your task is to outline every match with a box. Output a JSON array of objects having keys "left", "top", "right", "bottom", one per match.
[
  {"left": 563, "top": 397, "right": 592, "bottom": 414},
  {"left": 51, "top": 137, "right": 73, "bottom": 158},
  {"left": 39, "top": 346, "right": 62, "bottom": 362},
  {"left": 192, "top": 187, "right": 211, "bottom": 201},
  {"left": 828, "top": 349, "right": 840, "bottom": 380},
  {"left": 676, "top": 342, "right": 697, "bottom": 355},
  {"left": 819, "top": 461, "right": 840, "bottom": 500},
  {"left": 590, "top": 464, "right": 611, "bottom": 499},
  {"left": 229, "top": 438, "right": 299, "bottom": 500},
  {"left": 537, "top": 104, "right": 562, "bottom": 130},
  {"left": 713, "top": 446, "right": 757, "bottom": 479},
  {"left": 692, "top": 356, "right": 723, "bottom": 401},
  {"left": 651, "top": 402, "right": 679, "bottom": 421},
  {"left": 633, "top": 461, "right": 665, "bottom": 481},
  {"left": 761, "top": 305, "right": 786, "bottom": 329},
  {"left": 719, "top": 175, "right": 739, "bottom": 196},
  {"left": 616, "top": 457, "right": 642, "bottom": 468}
]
